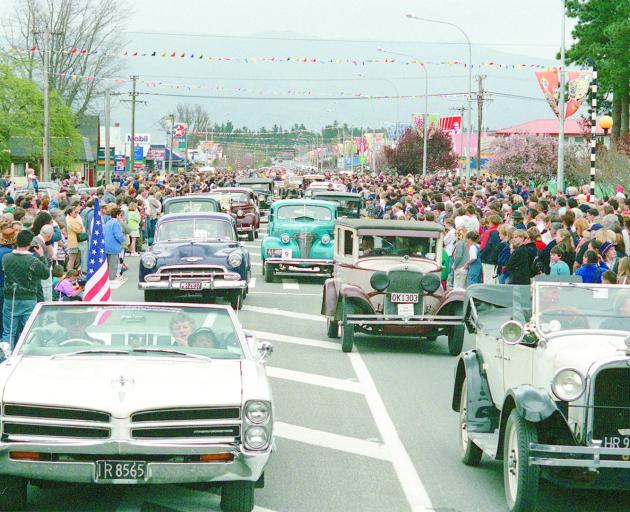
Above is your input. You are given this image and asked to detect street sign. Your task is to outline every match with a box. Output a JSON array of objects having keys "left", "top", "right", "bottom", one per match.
[
  {"left": 146, "top": 146, "right": 166, "bottom": 161},
  {"left": 125, "top": 133, "right": 151, "bottom": 144},
  {"left": 114, "top": 155, "right": 126, "bottom": 172},
  {"left": 96, "top": 147, "right": 115, "bottom": 167},
  {"left": 174, "top": 123, "right": 187, "bottom": 138},
  {"left": 134, "top": 146, "right": 144, "bottom": 160}
]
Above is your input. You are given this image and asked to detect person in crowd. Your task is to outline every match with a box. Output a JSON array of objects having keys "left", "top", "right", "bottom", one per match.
[
  {"left": 443, "top": 217, "right": 456, "bottom": 257},
  {"left": 599, "top": 241, "right": 619, "bottom": 273},
  {"left": 104, "top": 207, "right": 125, "bottom": 281},
  {"left": 617, "top": 257, "right": 630, "bottom": 285},
  {"left": 511, "top": 210, "right": 526, "bottom": 230},
  {"left": 463, "top": 231, "right": 482, "bottom": 286},
  {"left": 54, "top": 269, "right": 83, "bottom": 301},
  {"left": 2, "top": 230, "right": 50, "bottom": 347},
  {"left": 555, "top": 229, "right": 576, "bottom": 273},
  {"left": 505, "top": 229, "right": 533, "bottom": 285},
  {"left": 451, "top": 228, "right": 469, "bottom": 289},
  {"left": 51, "top": 264, "right": 65, "bottom": 301},
  {"left": 65, "top": 205, "right": 85, "bottom": 271},
  {"left": 601, "top": 270, "right": 617, "bottom": 285},
  {"left": 549, "top": 246, "right": 571, "bottom": 276},
  {"left": 169, "top": 314, "right": 196, "bottom": 346},
  {"left": 0, "top": 222, "right": 17, "bottom": 335},
  {"left": 127, "top": 202, "right": 141, "bottom": 256},
  {"left": 480, "top": 214, "right": 501, "bottom": 284},
  {"left": 575, "top": 250, "right": 604, "bottom": 284},
  {"left": 496, "top": 224, "right": 513, "bottom": 284}
]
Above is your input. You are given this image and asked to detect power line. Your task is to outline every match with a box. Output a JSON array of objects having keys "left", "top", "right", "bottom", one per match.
[{"left": 139, "top": 91, "right": 468, "bottom": 101}]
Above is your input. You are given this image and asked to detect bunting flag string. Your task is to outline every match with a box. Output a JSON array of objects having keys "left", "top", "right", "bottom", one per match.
[{"left": 0, "top": 46, "right": 568, "bottom": 70}]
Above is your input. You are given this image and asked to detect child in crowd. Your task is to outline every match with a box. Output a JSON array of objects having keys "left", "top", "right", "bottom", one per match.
[
  {"left": 51, "top": 265, "right": 65, "bottom": 301},
  {"left": 601, "top": 270, "right": 617, "bottom": 285},
  {"left": 54, "top": 269, "right": 83, "bottom": 301},
  {"left": 575, "top": 250, "right": 603, "bottom": 284},
  {"left": 463, "top": 231, "right": 482, "bottom": 286},
  {"left": 549, "top": 246, "right": 571, "bottom": 276}
]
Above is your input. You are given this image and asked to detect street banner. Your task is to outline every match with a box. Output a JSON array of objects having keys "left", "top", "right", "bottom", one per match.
[
  {"left": 114, "top": 155, "right": 126, "bottom": 172},
  {"left": 412, "top": 113, "right": 440, "bottom": 135},
  {"left": 146, "top": 146, "right": 166, "bottom": 161},
  {"left": 535, "top": 69, "right": 592, "bottom": 119},
  {"left": 439, "top": 116, "right": 462, "bottom": 133}
]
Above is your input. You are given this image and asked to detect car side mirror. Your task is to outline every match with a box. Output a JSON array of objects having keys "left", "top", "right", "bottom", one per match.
[
  {"left": 257, "top": 341, "right": 273, "bottom": 361},
  {"left": 0, "top": 342, "right": 12, "bottom": 359}
]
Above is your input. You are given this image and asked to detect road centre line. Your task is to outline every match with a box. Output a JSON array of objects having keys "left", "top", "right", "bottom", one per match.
[
  {"left": 267, "top": 366, "right": 362, "bottom": 394},
  {"left": 348, "top": 352, "right": 434, "bottom": 511},
  {"left": 248, "top": 329, "right": 340, "bottom": 351},
  {"left": 282, "top": 279, "right": 300, "bottom": 290},
  {"left": 248, "top": 277, "right": 256, "bottom": 289},
  {"left": 242, "top": 305, "right": 325, "bottom": 323},
  {"left": 251, "top": 261, "right": 262, "bottom": 266},
  {"left": 275, "top": 421, "right": 390, "bottom": 462}
]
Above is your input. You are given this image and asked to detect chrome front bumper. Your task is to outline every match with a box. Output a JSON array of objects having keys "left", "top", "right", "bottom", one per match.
[
  {"left": 0, "top": 440, "right": 270, "bottom": 484},
  {"left": 530, "top": 443, "right": 630, "bottom": 469},
  {"left": 265, "top": 258, "right": 333, "bottom": 277},
  {"left": 139, "top": 274, "right": 247, "bottom": 291},
  {"left": 346, "top": 314, "right": 464, "bottom": 326}
]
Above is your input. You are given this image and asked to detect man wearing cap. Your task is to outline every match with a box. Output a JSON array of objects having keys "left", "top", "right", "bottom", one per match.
[
  {"left": 0, "top": 222, "right": 16, "bottom": 336},
  {"left": 511, "top": 210, "right": 526, "bottom": 230}
]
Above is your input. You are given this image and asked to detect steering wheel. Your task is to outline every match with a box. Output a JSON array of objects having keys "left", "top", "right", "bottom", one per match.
[
  {"left": 59, "top": 338, "right": 96, "bottom": 347},
  {"left": 539, "top": 307, "right": 589, "bottom": 330}
]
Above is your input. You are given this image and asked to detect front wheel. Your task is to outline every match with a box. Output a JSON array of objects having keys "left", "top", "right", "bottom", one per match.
[
  {"left": 229, "top": 290, "right": 245, "bottom": 310},
  {"left": 327, "top": 318, "right": 339, "bottom": 339},
  {"left": 503, "top": 410, "right": 540, "bottom": 512},
  {"left": 0, "top": 475, "right": 26, "bottom": 511},
  {"left": 144, "top": 290, "right": 160, "bottom": 303},
  {"left": 341, "top": 322, "right": 354, "bottom": 353},
  {"left": 448, "top": 324, "right": 465, "bottom": 356},
  {"left": 263, "top": 263, "right": 275, "bottom": 283},
  {"left": 459, "top": 378, "right": 483, "bottom": 466},
  {"left": 247, "top": 230, "right": 255, "bottom": 242},
  {"left": 221, "top": 480, "right": 254, "bottom": 512}
]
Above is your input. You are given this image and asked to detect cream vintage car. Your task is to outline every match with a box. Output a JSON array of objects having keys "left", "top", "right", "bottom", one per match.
[
  {"left": 321, "top": 219, "right": 465, "bottom": 354},
  {"left": 0, "top": 302, "right": 273, "bottom": 512},
  {"left": 453, "top": 281, "right": 630, "bottom": 512}
]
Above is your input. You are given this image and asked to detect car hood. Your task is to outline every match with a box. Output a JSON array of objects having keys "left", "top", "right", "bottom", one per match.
[
  {"left": 271, "top": 223, "right": 332, "bottom": 237},
  {"left": 542, "top": 332, "right": 630, "bottom": 375},
  {"left": 355, "top": 257, "right": 439, "bottom": 273},
  {"left": 2, "top": 357, "right": 243, "bottom": 417},
  {"left": 151, "top": 241, "right": 240, "bottom": 261}
]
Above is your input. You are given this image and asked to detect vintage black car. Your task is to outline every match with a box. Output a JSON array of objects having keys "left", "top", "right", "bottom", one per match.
[
  {"left": 162, "top": 195, "right": 221, "bottom": 215},
  {"left": 237, "top": 178, "right": 274, "bottom": 210},
  {"left": 138, "top": 212, "right": 251, "bottom": 309},
  {"left": 309, "top": 191, "right": 364, "bottom": 219}
]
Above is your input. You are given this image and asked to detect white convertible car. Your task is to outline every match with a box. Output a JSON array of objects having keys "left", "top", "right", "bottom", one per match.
[{"left": 0, "top": 302, "right": 273, "bottom": 512}]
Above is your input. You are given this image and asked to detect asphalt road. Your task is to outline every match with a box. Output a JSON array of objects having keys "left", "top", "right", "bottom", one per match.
[{"left": 26, "top": 223, "right": 630, "bottom": 512}]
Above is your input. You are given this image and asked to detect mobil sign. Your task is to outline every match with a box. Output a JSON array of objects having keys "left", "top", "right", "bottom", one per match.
[{"left": 126, "top": 133, "right": 151, "bottom": 144}]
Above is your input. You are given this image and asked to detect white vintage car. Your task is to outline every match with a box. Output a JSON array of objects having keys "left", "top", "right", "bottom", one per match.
[
  {"left": 0, "top": 302, "right": 273, "bottom": 512},
  {"left": 453, "top": 281, "right": 630, "bottom": 512}
]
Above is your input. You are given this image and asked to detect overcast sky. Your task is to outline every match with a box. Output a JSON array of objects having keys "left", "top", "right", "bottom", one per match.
[{"left": 1, "top": 0, "right": 579, "bottom": 143}]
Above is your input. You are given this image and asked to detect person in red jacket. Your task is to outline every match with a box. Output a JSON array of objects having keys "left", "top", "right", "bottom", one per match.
[{"left": 480, "top": 214, "right": 502, "bottom": 284}]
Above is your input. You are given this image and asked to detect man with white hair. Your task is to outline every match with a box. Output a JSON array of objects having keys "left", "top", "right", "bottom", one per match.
[{"left": 32, "top": 225, "right": 55, "bottom": 301}]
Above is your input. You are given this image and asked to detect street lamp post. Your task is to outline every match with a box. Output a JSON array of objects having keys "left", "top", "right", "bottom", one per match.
[
  {"left": 557, "top": 0, "right": 567, "bottom": 193},
  {"left": 377, "top": 48, "right": 429, "bottom": 177},
  {"left": 406, "top": 13, "right": 472, "bottom": 183}
]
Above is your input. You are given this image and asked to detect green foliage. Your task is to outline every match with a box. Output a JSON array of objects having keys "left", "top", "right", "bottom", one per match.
[
  {"left": 0, "top": 64, "right": 82, "bottom": 169},
  {"left": 382, "top": 128, "right": 458, "bottom": 175}
]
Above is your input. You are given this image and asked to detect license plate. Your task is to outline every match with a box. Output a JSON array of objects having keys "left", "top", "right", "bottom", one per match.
[
  {"left": 397, "top": 303, "right": 415, "bottom": 317},
  {"left": 180, "top": 282, "right": 203, "bottom": 290},
  {"left": 391, "top": 293, "right": 419, "bottom": 303},
  {"left": 96, "top": 460, "right": 147, "bottom": 482},
  {"left": 266, "top": 249, "right": 292, "bottom": 259},
  {"left": 602, "top": 436, "right": 630, "bottom": 448}
]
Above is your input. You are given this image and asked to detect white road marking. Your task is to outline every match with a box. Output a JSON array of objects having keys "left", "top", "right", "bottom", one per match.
[
  {"left": 242, "top": 305, "right": 325, "bottom": 323},
  {"left": 243, "top": 243, "right": 259, "bottom": 249},
  {"left": 109, "top": 278, "right": 127, "bottom": 289},
  {"left": 249, "top": 329, "right": 339, "bottom": 351},
  {"left": 348, "top": 352, "right": 434, "bottom": 511},
  {"left": 251, "top": 261, "right": 262, "bottom": 266},
  {"left": 267, "top": 366, "right": 362, "bottom": 394},
  {"left": 282, "top": 279, "right": 299, "bottom": 290},
  {"left": 248, "top": 277, "right": 256, "bottom": 289},
  {"left": 275, "top": 421, "right": 389, "bottom": 462}
]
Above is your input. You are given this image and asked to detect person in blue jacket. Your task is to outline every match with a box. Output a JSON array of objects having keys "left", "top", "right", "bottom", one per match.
[
  {"left": 104, "top": 207, "right": 125, "bottom": 281},
  {"left": 575, "top": 250, "right": 603, "bottom": 283}
]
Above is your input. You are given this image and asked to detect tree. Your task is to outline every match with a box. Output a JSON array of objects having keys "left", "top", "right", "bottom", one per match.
[
  {"left": 487, "top": 135, "right": 586, "bottom": 185},
  {"left": 565, "top": 0, "right": 630, "bottom": 138},
  {"left": 0, "top": 64, "right": 82, "bottom": 169},
  {"left": 3, "top": 0, "right": 126, "bottom": 116},
  {"left": 382, "top": 128, "right": 458, "bottom": 175},
  {"left": 161, "top": 104, "right": 212, "bottom": 148}
]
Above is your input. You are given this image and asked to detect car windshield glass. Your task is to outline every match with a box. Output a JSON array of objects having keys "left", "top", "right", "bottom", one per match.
[
  {"left": 165, "top": 201, "right": 218, "bottom": 214},
  {"left": 276, "top": 205, "right": 332, "bottom": 221},
  {"left": 244, "top": 183, "right": 270, "bottom": 192},
  {"left": 156, "top": 219, "right": 234, "bottom": 242},
  {"left": 316, "top": 198, "right": 360, "bottom": 217},
  {"left": 19, "top": 305, "right": 244, "bottom": 358},
  {"left": 358, "top": 234, "right": 437, "bottom": 259},
  {"left": 209, "top": 192, "right": 249, "bottom": 203},
  {"left": 535, "top": 283, "right": 630, "bottom": 333}
]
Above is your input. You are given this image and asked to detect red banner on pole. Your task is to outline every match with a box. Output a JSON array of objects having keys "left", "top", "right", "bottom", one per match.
[{"left": 535, "top": 69, "right": 591, "bottom": 119}]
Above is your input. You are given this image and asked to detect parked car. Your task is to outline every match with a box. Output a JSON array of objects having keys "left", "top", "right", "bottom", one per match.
[
  {"left": 162, "top": 195, "right": 220, "bottom": 215},
  {"left": 0, "top": 302, "right": 273, "bottom": 512},
  {"left": 208, "top": 188, "right": 260, "bottom": 241},
  {"left": 309, "top": 191, "right": 364, "bottom": 218},
  {"left": 303, "top": 182, "right": 346, "bottom": 198},
  {"left": 452, "top": 281, "right": 630, "bottom": 512},
  {"left": 237, "top": 178, "right": 274, "bottom": 210},
  {"left": 138, "top": 212, "right": 250, "bottom": 309},
  {"left": 321, "top": 219, "right": 465, "bottom": 354},
  {"left": 261, "top": 199, "right": 336, "bottom": 282},
  {"left": 280, "top": 175, "right": 303, "bottom": 199}
]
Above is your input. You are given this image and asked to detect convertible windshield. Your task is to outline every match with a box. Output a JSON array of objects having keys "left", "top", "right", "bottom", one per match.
[
  {"left": 315, "top": 198, "right": 360, "bottom": 218},
  {"left": 19, "top": 305, "right": 244, "bottom": 358},
  {"left": 165, "top": 200, "right": 219, "bottom": 214},
  {"left": 536, "top": 283, "right": 630, "bottom": 333},
  {"left": 358, "top": 234, "right": 438, "bottom": 259},
  {"left": 156, "top": 219, "right": 234, "bottom": 242},
  {"left": 209, "top": 192, "right": 250, "bottom": 204},
  {"left": 276, "top": 205, "right": 332, "bottom": 221},
  {"left": 244, "top": 183, "right": 270, "bottom": 192}
]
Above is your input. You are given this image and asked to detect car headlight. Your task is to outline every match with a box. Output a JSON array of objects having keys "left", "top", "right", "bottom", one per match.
[
  {"left": 141, "top": 253, "right": 157, "bottom": 268},
  {"left": 245, "top": 400, "right": 271, "bottom": 424},
  {"left": 228, "top": 251, "right": 243, "bottom": 268},
  {"left": 321, "top": 234, "right": 331, "bottom": 245},
  {"left": 551, "top": 368, "right": 585, "bottom": 402},
  {"left": 280, "top": 233, "right": 290, "bottom": 244},
  {"left": 499, "top": 321, "right": 525, "bottom": 345},
  {"left": 244, "top": 426, "right": 269, "bottom": 450},
  {"left": 258, "top": 194, "right": 265, "bottom": 201},
  {"left": 236, "top": 209, "right": 244, "bottom": 217}
]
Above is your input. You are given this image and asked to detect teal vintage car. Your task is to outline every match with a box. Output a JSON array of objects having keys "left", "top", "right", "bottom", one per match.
[{"left": 261, "top": 200, "right": 336, "bottom": 282}]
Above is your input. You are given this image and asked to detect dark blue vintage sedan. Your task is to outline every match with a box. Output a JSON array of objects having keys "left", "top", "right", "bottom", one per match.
[{"left": 138, "top": 212, "right": 250, "bottom": 309}]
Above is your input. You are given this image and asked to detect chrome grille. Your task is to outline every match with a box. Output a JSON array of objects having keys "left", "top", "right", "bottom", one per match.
[
  {"left": 296, "top": 232, "right": 316, "bottom": 258},
  {"left": 157, "top": 266, "right": 227, "bottom": 281},
  {"left": 132, "top": 425, "right": 240, "bottom": 439},
  {"left": 132, "top": 407, "right": 240, "bottom": 423},
  {"left": 3, "top": 404, "right": 110, "bottom": 423},
  {"left": 3, "top": 423, "right": 110, "bottom": 439},
  {"left": 592, "top": 366, "right": 630, "bottom": 441}
]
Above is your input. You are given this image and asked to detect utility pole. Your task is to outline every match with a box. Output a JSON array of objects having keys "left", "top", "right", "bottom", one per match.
[
  {"left": 42, "top": 29, "right": 50, "bottom": 182},
  {"left": 104, "top": 89, "right": 111, "bottom": 184},
  {"left": 169, "top": 115, "right": 174, "bottom": 173},
  {"left": 475, "top": 75, "right": 489, "bottom": 177},
  {"left": 129, "top": 75, "right": 139, "bottom": 172}
]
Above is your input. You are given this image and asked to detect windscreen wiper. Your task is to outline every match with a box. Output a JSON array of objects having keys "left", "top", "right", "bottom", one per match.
[
  {"left": 51, "top": 349, "right": 129, "bottom": 359},
  {"left": 132, "top": 347, "right": 212, "bottom": 362}
]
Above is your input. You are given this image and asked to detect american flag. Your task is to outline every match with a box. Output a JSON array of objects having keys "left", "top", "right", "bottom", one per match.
[{"left": 83, "top": 199, "right": 111, "bottom": 302}]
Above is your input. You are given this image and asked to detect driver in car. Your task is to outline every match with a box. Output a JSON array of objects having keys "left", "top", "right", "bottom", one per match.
[
  {"left": 36, "top": 311, "right": 102, "bottom": 346},
  {"left": 601, "top": 295, "right": 630, "bottom": 331},
  {"left": 187, "top": 327, "right": 224, "bottom": 349}
]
